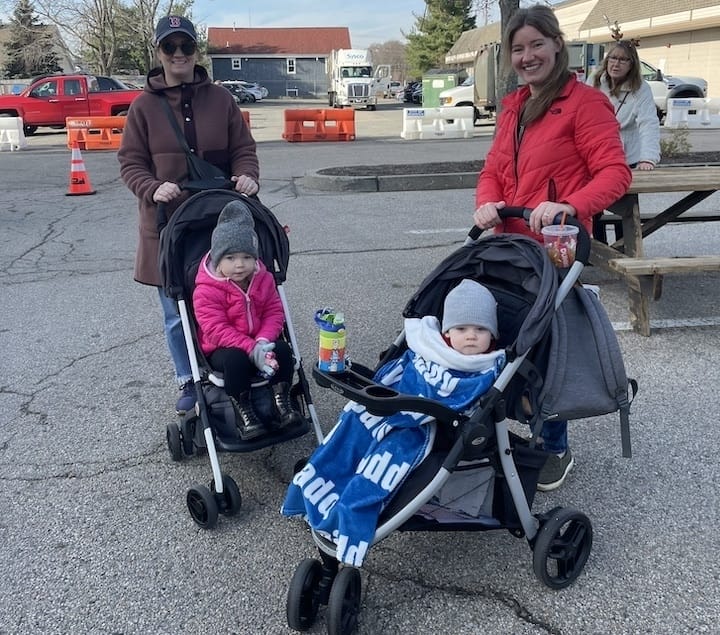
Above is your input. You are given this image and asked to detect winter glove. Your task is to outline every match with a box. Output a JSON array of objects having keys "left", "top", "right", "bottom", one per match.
[
  {"left": 264, "top": 351, "right": 279, "bottom": 373},
  {"left": 251, "top": 340, "right": 276, "bottom": 376}
]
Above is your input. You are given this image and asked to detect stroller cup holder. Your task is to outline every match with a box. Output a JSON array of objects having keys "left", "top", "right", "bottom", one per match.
[{"left": 312, "top": 363, "right": 465, "bottom": 427}]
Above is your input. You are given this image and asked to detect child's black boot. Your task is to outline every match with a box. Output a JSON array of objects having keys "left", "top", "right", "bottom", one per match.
[
  {"left": 272, "top": 382, "right": 303, "bottom": 429},
  {"left": 230, "top": 392, "right": 265, "bottom": 440}
]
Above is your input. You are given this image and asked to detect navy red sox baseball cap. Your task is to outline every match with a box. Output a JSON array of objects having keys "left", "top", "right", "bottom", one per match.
[{"left": 154, "top": 15, "right": 197, "bottom": 45}]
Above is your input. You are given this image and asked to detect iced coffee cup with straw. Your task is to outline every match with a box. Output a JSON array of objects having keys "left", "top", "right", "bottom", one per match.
[{"left": 541, "top": 214, "right": 579, "bottom": 268}]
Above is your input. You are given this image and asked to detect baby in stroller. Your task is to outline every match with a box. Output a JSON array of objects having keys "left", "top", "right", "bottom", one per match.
[
  {"left": 193, "top": 201, "right": 303, "bottom": 440},
  {"left": 281, "top": 279, "right": 506, "bottom": 567}
]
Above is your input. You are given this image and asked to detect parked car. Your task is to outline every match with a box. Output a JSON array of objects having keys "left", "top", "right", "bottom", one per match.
[
  {"left": 0, "top": 74, "right": 142, "bottom": 135},
  {"left": 221, "top": 81, "right": 263, "bottom": 102},
  {"left": 241, "top": 80, "right": 268, "bottom": 98},
  {"left": 220, "top": 82, "right": 255, "bottom": 103},
  {"left": 411, "top": 84, "right": 422, "bottom": 104},
  {"left": 95, "top": 76, "right": 132, "bottom": 91},
  {"left": 402, "top": 81, "right": 420, "bottom": 103},
  {"left": 386, "top": 80, "right": 403, "bottom": 98}
]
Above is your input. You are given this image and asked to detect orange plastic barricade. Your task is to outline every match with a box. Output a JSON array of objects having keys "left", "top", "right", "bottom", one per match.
[
  {"left": 282, "top": 109, "right": 355, "bottom": 142},
  {"left": 66, "top": 116, "right": 126, "bottom": 150}
]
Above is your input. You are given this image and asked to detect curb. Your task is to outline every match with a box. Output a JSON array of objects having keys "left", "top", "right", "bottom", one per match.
[{"left": 302, "top": 170, "right": 478, "bottom": 192}]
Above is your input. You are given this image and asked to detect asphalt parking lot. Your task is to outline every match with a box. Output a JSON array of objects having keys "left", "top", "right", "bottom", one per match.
[{"left": 1, "top": 105, "right": 719, "bottom": 634}]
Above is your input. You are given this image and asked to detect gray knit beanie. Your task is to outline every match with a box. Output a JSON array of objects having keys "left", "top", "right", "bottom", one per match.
[
  {"left": 210, "top": 200, "right": 259, "bottom": 266},
  {"left": 442, "top": 279, "right": 498, "bottom": 338}
]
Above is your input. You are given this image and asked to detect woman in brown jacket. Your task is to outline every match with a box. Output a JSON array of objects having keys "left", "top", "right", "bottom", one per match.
[{"left": 118, "top": 15, "right": 259, "bottom": 415}]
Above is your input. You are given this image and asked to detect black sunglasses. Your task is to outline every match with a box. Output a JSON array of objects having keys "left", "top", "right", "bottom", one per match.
[{"left": 160, "top": 40, "right": 197, "bottom": 56}]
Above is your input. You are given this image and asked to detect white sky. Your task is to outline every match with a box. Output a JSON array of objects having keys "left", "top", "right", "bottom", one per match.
[{"left": 191, "top": 0, "right": 433, "bottom": 49}]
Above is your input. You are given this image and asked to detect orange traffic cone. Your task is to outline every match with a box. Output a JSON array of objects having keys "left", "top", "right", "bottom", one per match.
[{"left": 66, "top": 142, "right": 96, "bottom": 196}]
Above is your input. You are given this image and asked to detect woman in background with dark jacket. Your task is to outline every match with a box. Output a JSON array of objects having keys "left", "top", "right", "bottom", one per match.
[
  {"left": 118, "top": 15, "right": 259, "bottom": 415},
  {"left": 473, "top": 5, "right": 632, "bottom": 491}
]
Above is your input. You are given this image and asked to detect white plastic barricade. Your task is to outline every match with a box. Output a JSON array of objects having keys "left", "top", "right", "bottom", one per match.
[
  {"left": 664, "top": 98, "right": 720, "bottom": 129},
  {"left": 401, "top": 106, "right": 474, "bottom": 140},
  {"left": 0, "top": 116, "right": 27, "bottom": 151}
]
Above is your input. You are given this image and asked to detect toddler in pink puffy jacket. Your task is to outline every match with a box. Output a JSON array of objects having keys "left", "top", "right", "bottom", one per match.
[{"left": 193, "top": 200, "right": 302, "bottom": 440}]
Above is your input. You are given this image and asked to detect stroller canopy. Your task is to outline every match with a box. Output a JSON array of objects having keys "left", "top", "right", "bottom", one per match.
[
  {"left": 404, "top": 234, "right": 557, "bottom": 357},
  {"left": 158, "top": 191, "right": 290, "bottom": 300}
]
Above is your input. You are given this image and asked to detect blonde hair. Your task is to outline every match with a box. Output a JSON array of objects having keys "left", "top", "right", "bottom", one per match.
[
  {"left": 592, "top": 41, "right": 642, "bottom": 97},
  {"left": 500, "top": 5, "right": 571, "bottom": 125}
]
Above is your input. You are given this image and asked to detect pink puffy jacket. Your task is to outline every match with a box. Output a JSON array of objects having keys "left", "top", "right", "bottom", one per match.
[{"left": 193, "top": 253, "right": 284, "bottom": 356}]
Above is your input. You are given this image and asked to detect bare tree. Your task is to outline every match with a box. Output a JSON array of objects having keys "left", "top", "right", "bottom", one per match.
[
  {"left": 33, "top": 0, "right": 122, "bottom": 74},
  {"left": 495, "top": 0, "right": 519, "bottom": 113},
  {"left": 474, "top": 0, "right": 495, "bottom": 25},
  {"left": 368, "top": 40, "right": 408, "bottom": 83},
  {"left": 32, "top": 0, "right": 184, "bottom": 74}
]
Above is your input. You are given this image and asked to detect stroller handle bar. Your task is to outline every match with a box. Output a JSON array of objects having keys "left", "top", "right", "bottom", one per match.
[
  {"left": 156, "top": 179, "right": 236, "bottom": 235},
  {"left": 468, "top": 206, "right": 591, "bottom": 265}
]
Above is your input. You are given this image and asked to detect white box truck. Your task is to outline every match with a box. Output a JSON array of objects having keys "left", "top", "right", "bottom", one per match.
[{"left": 326, "top": 49, "right": 390, "bottom": 110}]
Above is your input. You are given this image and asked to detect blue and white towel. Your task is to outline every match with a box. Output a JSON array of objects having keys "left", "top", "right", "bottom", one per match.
[{"left": 281, "top": 317, "right": 505, "bottom": 566}]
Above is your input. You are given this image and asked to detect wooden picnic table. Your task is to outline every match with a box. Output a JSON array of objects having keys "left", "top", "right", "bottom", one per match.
[{"left": 590, "top": 166, "right": 720, "bottom": 335}]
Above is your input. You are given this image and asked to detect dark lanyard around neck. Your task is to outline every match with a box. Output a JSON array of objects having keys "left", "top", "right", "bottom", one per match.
[{"left": 615, "top": 91, "right": 629, "bottom": 115}]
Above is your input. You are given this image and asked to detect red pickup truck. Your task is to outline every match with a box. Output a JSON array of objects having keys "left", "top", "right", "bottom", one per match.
[{"left": 0, "top": 74, "right": 143, "bottom": 135}]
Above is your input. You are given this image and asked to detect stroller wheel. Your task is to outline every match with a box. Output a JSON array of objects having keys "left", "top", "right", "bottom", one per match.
[
  {"left": 166, "top": 423, "right": 183, "bottom": 461},
  {"left": 211, "top": 474, "right": 242, "bottom": 516},
  {"left": 286, "top": 558, "right": 323, "bottom": 631},
  {"left": 327, "top": 566, "right": 361, "bottom": 635},
  {"left": 532, "top": 506, "right": 593, "bottom": 589},
  {"left": 186, "top": 485, "right": 219, "bottom": 529}
]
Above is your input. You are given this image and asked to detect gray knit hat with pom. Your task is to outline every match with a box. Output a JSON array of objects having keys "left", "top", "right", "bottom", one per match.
[
  {"left": 442, "top": 279, "right": 498, "bottom": 338},
  {"left": 210, "top": 200, "right": 259, "bottom": 266}
]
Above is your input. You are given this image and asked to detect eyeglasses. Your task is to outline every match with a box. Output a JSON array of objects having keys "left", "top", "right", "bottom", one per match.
[
  {"left": 160, "top": 40, "right": 197, "bottom": 56},
  {"left": 608, "top": 55, "right": 631, "bottom": 64}
]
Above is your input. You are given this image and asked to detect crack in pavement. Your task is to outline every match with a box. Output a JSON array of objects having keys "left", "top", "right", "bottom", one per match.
[
  {"left": 0, "top": 443, "right": 170, "bottom": 481},
  {"left": 364, "top": 564, "right": 562, "bottom": 633}
]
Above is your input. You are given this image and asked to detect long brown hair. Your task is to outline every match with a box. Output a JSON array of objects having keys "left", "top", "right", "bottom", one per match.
[
  {"left": 500, "top": 5, "right": 571, "bottom": 125},
  {"left": 592, "top": 41, "right": 642, "bottom": 97}
]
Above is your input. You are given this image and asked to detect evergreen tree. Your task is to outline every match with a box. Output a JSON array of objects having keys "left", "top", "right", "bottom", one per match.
[
  {"left": 404, "top": 0, "right": 476, "bottom": 76},
  {"left": 3, "top": 0, "right": 61, "bottom": 78}
]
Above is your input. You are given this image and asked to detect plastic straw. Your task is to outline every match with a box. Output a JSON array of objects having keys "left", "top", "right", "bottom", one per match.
[{"left": 555, "top": 211, "right": 568, "bottom": 250}]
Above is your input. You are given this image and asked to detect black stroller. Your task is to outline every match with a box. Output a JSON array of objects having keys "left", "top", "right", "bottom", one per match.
[
  {"left": 284, "top": 209, "right": 634, "bottom": 635},
  {"left": 158, "top": 185, "right": 323, "bottom": 529}
]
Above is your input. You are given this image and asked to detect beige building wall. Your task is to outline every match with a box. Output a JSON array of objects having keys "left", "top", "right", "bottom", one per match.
[
  {"left": 555, "top": 0, "right": 600, "bottom": 41},
  {"left": 624, "top": 29, "right": 720, "bottom": 96},
  {"left": 449, "top": 1, "right": 720, "bottom": 97},
  {"left": 572, "top": 0, "right": 720, "bottom": 95}
]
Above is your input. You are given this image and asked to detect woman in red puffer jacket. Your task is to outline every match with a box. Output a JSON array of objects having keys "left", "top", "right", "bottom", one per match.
[{"left": 473, "top": 5, "right": 632, "bottom": 493}]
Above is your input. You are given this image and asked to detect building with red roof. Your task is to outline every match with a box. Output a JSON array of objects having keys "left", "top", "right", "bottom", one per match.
[{"left": 207, "top": 26, "right": 351, "bottom": 98}]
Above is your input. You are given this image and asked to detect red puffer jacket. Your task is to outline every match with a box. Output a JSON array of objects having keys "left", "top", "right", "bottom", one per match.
[
  {"left": 193, "top": 254, "right": 284, "bottom": 356},
  {"left": 475, "top": 77, "right": 632, "bottom": 238}
]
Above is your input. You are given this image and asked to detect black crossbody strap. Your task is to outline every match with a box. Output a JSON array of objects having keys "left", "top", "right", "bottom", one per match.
[{"left": 159, "top": 96, "right": 193, "bottom": 156}]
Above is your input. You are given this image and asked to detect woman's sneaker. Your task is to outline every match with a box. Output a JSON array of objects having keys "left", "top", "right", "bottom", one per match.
[
  {"left": 537, "top": 449, "right": 574, "bottom": 492},
  {"left": 176, "top": 381, "right": 196, "bottom": 415}
]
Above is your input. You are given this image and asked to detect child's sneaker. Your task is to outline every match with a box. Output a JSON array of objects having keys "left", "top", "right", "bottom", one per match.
[
  {"left": 176, "top": 381, "right": 196, "bottom": 415},
  {"left": 537, "top": 449, "right": 574, "bottom": 492}
]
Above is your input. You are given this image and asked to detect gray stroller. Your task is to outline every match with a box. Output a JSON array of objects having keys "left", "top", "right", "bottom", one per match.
[{"left": 284, "top": 208, "right": 635, "bottom": 634}]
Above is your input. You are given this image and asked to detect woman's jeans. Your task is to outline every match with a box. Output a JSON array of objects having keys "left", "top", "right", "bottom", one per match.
[
  {"left": 158, "top": 288, "right": 192, "bottom": 385},
  {"left": 541, "top": 419, "right": 568, "bottom": 455}
]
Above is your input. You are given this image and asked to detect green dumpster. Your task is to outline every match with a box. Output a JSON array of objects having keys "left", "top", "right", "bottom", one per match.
[{"left": 421, "top": 70, "right": 464, "bottom": 108}]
